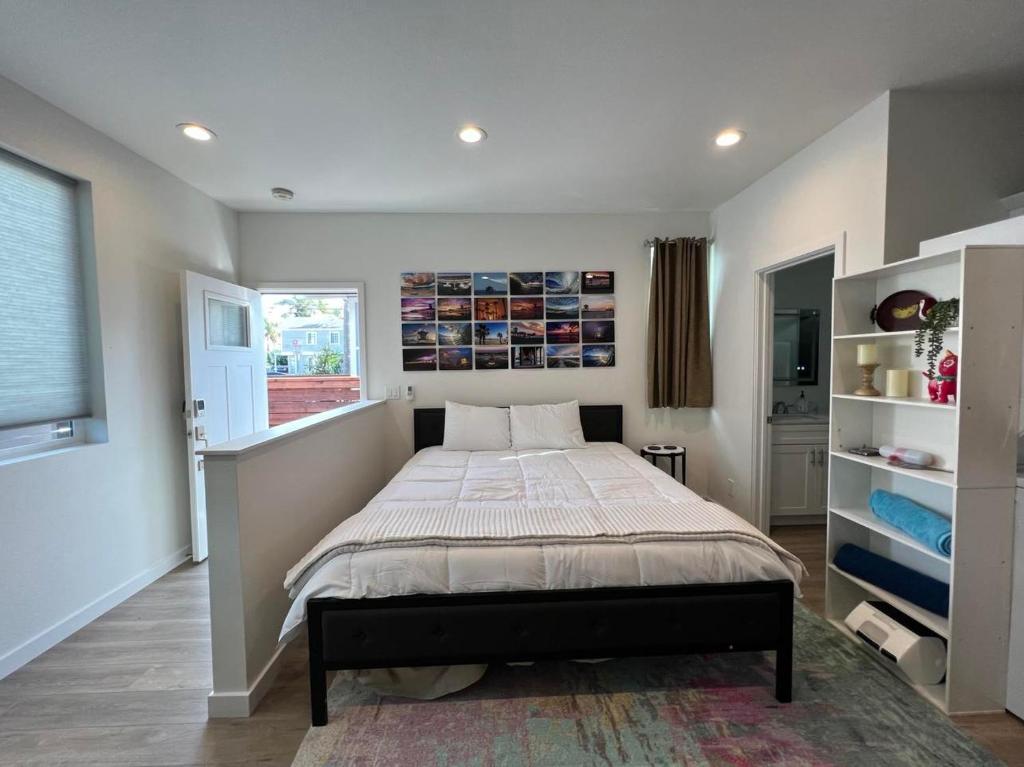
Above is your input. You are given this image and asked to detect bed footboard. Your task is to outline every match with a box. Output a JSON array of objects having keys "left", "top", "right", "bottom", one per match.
[{"left": 306, "top": 580, "right": 794, "bottom": 726}]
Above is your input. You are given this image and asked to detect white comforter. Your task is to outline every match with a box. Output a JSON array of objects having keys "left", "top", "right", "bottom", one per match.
[{"left": 281, "top": 443, "right": 803, "bottom": 640}]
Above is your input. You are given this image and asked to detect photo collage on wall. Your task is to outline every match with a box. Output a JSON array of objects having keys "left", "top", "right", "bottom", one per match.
[{"left": 400, "top": 271, "right": 615, "bottom": 371}]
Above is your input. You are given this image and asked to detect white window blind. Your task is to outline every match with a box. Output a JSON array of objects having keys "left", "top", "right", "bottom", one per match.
[{"left": 0, "top": 149, "right": 91, "bottom": 429}]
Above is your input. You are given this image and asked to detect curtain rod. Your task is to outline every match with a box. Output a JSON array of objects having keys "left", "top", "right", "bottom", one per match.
[{"left": 643, "top": 236, "right": 709, "bottom": 248}]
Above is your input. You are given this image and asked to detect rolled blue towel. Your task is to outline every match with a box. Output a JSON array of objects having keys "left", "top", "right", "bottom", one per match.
[
  {"left": 833, "top": 543, "right": 949, "bottom": 618},
  {"left": 869, "top": 489, "right": 952, "bottom": 557}
]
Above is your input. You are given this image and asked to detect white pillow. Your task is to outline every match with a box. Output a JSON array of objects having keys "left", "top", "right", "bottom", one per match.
[
  {"left": 442, "top": 401, "right": 512, "bottom": 451},
  {"left": 509, "top": 401, "right": 587, "bottom": 450}
]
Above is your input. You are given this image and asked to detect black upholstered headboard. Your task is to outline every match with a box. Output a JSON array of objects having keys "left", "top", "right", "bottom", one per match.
[{"left": 413, "top": 405, "right": 623, "bottom": 452}]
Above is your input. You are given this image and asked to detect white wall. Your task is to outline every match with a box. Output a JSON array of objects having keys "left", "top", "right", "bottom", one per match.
[
  {"left": 885, "top": 91, "right": 1024, "bottom": 262},
  {"left": 0, "top": 75, "right": 239, "bottom": 675},
  {"left": 708, "top": 93, "right": 890, "bottom": 518},
  {"left": 203, "top": 402, "right": 389, "bottom": 716},
  {"left": 239, "top": 212, "right": 711, "bottom": 489},
  {"left": 771, "top": 254, "right": 835, "bottom": 414}
]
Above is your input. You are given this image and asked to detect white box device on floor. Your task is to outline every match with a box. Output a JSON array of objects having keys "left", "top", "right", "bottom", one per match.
[{"left": 845, "top": 601, "right": 947, "bottom": 686}]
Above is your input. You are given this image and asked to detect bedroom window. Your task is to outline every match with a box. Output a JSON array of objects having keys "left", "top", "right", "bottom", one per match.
[
  {"left": 260, "top": 285, "right": 365, "bottom": 426},
  {"left": 0, "top": 148, "right": 96, "bottom": 460}
]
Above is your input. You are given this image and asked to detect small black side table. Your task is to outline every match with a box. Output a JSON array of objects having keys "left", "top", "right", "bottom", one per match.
[{"left": 641, "top": 444, "right": 687, "bottom": 485}]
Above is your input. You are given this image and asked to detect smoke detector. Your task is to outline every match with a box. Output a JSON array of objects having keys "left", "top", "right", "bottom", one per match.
[{"left": 271, "top": 187, "right": 294, "bottom": 201}]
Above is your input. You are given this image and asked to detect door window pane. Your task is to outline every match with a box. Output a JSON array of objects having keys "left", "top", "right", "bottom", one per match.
[{"left": 206, "top": 295, "right": 250, "bottom": 349}]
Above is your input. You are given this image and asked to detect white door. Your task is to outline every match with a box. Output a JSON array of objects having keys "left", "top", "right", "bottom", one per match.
[
  {"left": 770, "top": 444, "right": 818, "bottom": 517},
  {"left": 180, "top": 271, "right": 269, "bottom": 562}
]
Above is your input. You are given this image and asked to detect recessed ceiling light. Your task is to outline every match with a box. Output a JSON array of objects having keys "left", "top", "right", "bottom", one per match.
[
  {"left": 714, "top": 128, "right": 745, "bottom": 147},
  {"left": 457, "top": 125, "right": 487, "bottom": 144},
  {"left": 271, "top": 187, "right": 294, "bottom": 201},
  {"left": 177, "top": 123, "right": 216, "bottom": 142}
]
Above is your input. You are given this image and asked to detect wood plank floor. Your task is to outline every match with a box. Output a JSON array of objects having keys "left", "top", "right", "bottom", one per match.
[
  {"left": 0, "top": 561, "right": 310, "bottom": 766},
  {"left": 1, "top": 528, "right": 1021, "bottom": 765},
  {"left": 772, "top": 524, "right": 1024, "bottom": 767}
]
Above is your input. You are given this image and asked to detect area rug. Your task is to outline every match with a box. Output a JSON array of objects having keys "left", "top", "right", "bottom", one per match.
[{"left": 291, "top": 603, "right": 1001, "bottom": 766}]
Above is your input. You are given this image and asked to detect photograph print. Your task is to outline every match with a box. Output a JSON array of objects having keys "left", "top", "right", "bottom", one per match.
[
  {"left": 545, "top": 271, "right": 580, "bottom": 294},
  {"left": 510, "top": 271, "right": 544, "bottom": 295},
  {"left": 545, "top": 296, "right": 579, "bottom": 319},
  {"left": 473, "top": 272, "right": 508, "bottom": 295},
  {"left": 401, "top": 297, "right": 436, "bottom": 321},
  {"left": 403, "top": 348, "right": 437, "bottom": 372},
  {"left": 402, "top": 322, "right": 437, "bottom": 346},
  {"left": 437, "top": 296, "right": 472, "bottom": 320},
  {"left": 510, "top": 320, "right": 545, "bottom": 345},
  {"left": 474, "top": 321, "right": 509, "bottom": 345},
  {"left": 582, "top": 320, "right": 615, "bottom": 343},
  {"left": 437, "top": 272, "right": 472, "bottom": 295},
  {"left": 438, "top": 321, "right": 472, "bottom": 346},
  {"left": 546, "top": 320, "right": 580, "bottom": 344},
  {"left": 512, "top": 346, "right": 544, "bottom": 369},
  {"left": 400, "top": 272, "right": 435, "bottom": 296},
  {"left": 546, "top": 345, "right": 580, "bottom": 368},
  {"left": 581, "top": 270, "right": 614, "bottom": 294},
  {"left": 582, "top": 344, "right": 615, "bottom": 367},
  {"left": 439, "top": 347, "right": 472, "bottom": 370},
  {"left": 475, "top": 348, "right": 509, "bottom": 370},
  {"left": 474, "top": 296, "right": 507, "bottom": 320},
  {"left": 581, "top": 295, "right": 614, "bottom": 319},
  {"left": 510, "top": 296, "right": 544, "bottom": 320}
]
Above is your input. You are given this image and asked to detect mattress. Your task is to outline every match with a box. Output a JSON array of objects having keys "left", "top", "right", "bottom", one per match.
[{"left": 281, "top": 443, "right": 804, "bottom": 640}]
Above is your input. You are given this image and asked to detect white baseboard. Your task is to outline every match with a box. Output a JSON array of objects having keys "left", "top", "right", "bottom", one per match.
[
  {"left": 0, "top": 544, "right": 192, "bottom": 680},
  {"left": 207, "top": 640, "right": 290, "bottom": 718}
]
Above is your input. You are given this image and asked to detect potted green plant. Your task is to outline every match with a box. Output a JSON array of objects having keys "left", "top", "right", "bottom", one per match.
[{"left": 913, "top": 298, "right": 959, "bottom": 378}]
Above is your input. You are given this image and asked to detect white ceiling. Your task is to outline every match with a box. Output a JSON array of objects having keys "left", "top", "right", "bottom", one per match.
[{"left": 0, "top": 1, "right": 1022, "bottom": 213}]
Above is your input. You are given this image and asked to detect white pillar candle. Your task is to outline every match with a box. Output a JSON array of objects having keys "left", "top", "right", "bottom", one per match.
[
  {"left": 885, "top": 368, "right": 909, "bottom": 398},
  {"left": 856, "top": 344, "right": 878, "bottom": 365}
]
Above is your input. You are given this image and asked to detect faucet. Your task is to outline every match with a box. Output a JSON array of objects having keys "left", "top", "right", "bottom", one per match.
[{"left": 773, "top": 401, "right": 789, "bottom": 415}]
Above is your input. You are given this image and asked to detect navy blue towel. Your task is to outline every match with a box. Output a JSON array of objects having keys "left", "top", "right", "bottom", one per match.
[{"left": 833, "top": 543, "right": 949, "bottom": 618}]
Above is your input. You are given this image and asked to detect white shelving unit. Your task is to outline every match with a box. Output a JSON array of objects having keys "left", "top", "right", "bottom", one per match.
[{"left": 825, "top": 245, "right": 1024, "bottom": 714}]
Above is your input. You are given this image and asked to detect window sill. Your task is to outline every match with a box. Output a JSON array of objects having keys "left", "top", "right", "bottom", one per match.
[{"left": 0, "top": 439, "right": 105, "bottom": 468}]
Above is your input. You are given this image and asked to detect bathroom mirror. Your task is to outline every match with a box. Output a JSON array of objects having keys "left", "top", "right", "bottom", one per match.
[{"left": 773, "top": 309, "right": 819, "bottom": 386}]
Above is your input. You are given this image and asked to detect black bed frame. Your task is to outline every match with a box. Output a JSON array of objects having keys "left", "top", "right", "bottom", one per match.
[{"left": 306, "top": 405, "right": 793, "bottom": 726}]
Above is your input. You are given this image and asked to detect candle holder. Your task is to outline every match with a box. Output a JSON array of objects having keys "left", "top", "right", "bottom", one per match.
[{"left": 854, "top": 363, "right": 881, "bottom": 396}]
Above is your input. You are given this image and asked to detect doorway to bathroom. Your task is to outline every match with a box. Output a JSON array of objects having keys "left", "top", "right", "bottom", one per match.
[
  {"left": 750, "top": 235, "right": 844, "bottom": 534},
  {"left": 767, "top": 253, "right": 834, "bottom": 526}
]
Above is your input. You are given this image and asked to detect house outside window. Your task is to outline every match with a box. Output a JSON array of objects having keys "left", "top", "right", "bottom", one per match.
[{"left": 261, "top": 290, "right": 362, "bottom": 426}]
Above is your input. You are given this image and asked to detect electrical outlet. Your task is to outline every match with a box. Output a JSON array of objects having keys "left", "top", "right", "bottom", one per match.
[
  {"left": 726, "top": 478, "right": 735, "bottom": 497},
  {"left": 385, "top": 385, "right": 401, "bottom": 400}
]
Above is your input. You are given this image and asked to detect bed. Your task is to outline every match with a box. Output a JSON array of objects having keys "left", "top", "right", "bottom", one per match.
[{"left": 286, "top": 405, "right": 803, "bottom": 726}]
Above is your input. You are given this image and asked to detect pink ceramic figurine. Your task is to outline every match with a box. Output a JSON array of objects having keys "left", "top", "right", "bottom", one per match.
[{"left": 924, "top": 350, "right": 958, "bottom": 404}]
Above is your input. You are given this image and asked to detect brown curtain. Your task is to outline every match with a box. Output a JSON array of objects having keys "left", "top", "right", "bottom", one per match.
[{"left": 646, "top": 237, "right": 712, "bottom": 408}]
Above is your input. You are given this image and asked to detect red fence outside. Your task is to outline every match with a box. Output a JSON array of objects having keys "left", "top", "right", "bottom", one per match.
[{"left": 267, "top": 375, "right": 362, "bottom": 426}]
